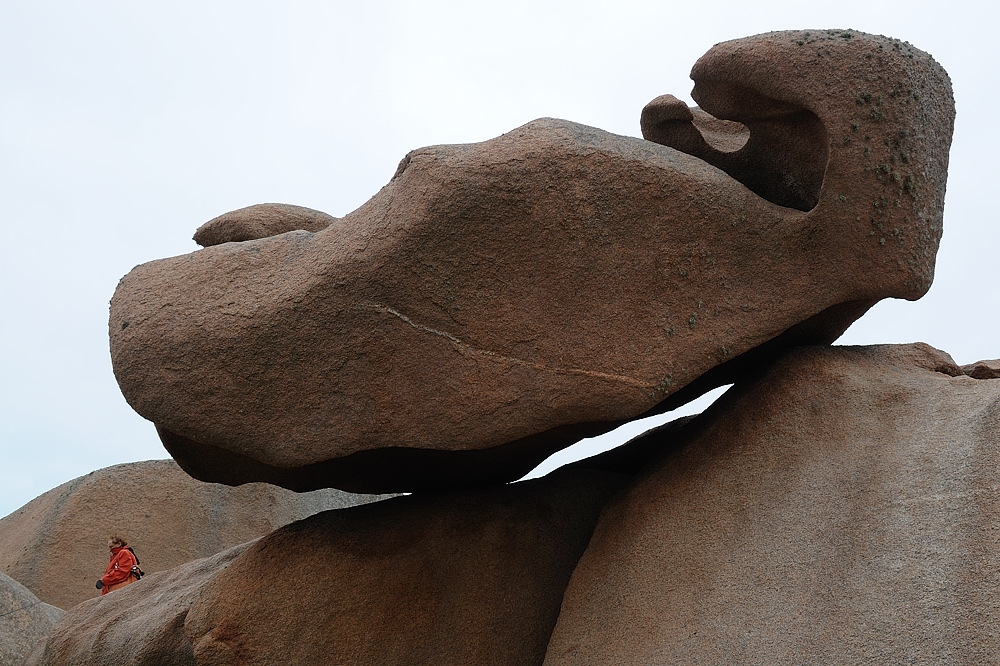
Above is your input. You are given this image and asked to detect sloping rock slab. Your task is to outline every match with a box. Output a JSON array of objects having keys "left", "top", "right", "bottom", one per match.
[
  {"left": 109, "top": 29, "right": 954, "bottom": 494},
  {"left": 0, "top": 460, "right": 391, "bottom": 610},
  {"left": 22, "top": 542, "right": 252, "bottom": 666},
  {"left": 545, "top": 343, "right": 1000, "bottom": 664},
  {"left": 0, "top": 572, "right": 63, "bottom": 665},
  {"left": 184, "top": 469, "right": 625, "bottom": 665}
]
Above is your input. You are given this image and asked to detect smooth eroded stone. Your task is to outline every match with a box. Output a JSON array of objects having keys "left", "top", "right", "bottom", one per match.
[
  {"left": 109, "top": 29, "right": 954, "bottom": 493},
  {"left": 192, "top": 203, "right": 337, "bottom": 247},
  {"left": 0, "top": 572, "right": 63, "bottom": 665},
  {"left": 544, "top": 343, "right": 1000, "bottom": 664},
  {"left": 0, "top": 460, "right": 391, "bottom": 610},
  {"left": 183, "top": 469, "right": 625, "bottom": 665},
  {"left": 21, "top": 542, "right": 252, "bottom": 666}
]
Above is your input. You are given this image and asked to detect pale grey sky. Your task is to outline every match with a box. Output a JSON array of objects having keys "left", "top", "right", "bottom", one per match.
[{"left": 2, "top": 1, "right": 996, "bottom": 517}]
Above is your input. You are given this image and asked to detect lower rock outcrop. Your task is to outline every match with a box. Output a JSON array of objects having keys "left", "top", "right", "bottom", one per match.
[
  {"left": 0, "top": 572, "right": 63, "bottom": 665},
  {"left": 545, "top": 344, "right": 1000, "bottom": 664},
  {"left": 0, "top": 460, "right": 391, "bottom": 610},
  {"left": 25, "top": 468, "right": 624, "bottom": 665},
  {"left": 22, "top": 345, "right": 1000, "bottom": 664}
]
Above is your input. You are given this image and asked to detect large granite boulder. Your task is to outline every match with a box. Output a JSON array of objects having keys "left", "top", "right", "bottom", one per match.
[
  {"left": 21, "top": 542, "right": 252, "bottom": 666},
  {"left": 108, "top": 29, "right": 953, "bottom": 495},
  {"left": 0, "top": 460, "right": 390, "bottom": 610},
  {"left": 545, "top": 344, "right": 1000, "bottom": 664},
  {"left": 25, "top": 468, "right": 624, "bottom": 665},
  {"left": 0, "top": 572, "right": 63, "bottom": 665}
]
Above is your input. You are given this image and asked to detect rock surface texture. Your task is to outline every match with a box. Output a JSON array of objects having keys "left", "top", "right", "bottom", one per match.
[
  {"left": 0, "top": 572, "right": 63, "bottom": 665},
  {"left": 0, "top": 460, "right": 390, "bottom": 610},
  {"left": 545, "top": 344, "right": 1000, "bottom": 664},
  {"left": 25, "top": 469, "right": 624, "bottom": 666},
  {"left": 108, "top": 29, "right": 955, "bottom": 494}
]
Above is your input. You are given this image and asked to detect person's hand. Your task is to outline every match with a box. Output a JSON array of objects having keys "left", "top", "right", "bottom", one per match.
[{"left": 96, "top": 580, "right": 103, "bottom": 589}]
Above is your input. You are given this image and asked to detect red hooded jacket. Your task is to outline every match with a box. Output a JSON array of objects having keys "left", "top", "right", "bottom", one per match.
[{"left": 101, "top": 546, "right": 138, "bottom": 594}]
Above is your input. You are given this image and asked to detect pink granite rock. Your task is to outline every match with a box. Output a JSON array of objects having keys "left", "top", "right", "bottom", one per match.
[
  {"left": 109, "top": 30, "right": 954, "bottom": 493},
  {"left": 545, "top": 343, "right": 1000, "bottom": 664}
]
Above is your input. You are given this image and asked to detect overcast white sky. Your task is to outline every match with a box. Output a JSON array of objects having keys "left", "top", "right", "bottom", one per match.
[{"left": 1, "top": 1, "right": 996, "bottom": 518}]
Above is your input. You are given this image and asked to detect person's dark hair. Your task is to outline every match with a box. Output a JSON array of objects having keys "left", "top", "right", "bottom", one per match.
[{"left": 108, "top": 535, "right": 127, "bottom": 547}]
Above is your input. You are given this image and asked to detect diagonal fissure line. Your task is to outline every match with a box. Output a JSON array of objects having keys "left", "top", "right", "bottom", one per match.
[
  {"left": 367, "top": 302, "right": 463, "bottom": 344},
  {"left": 366, "top": 302, "right": 650, "bottom": 388},
  {"left": 0, "top": 599, "right": 43, "bottom": 620}
]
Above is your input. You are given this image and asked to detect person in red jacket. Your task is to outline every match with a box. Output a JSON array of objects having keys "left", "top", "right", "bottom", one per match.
[{"left": 96, "top": 535, "right": 139, "bottom": 595}]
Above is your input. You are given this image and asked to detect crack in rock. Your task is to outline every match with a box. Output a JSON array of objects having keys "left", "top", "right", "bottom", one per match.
[{"left": 366, "top": 302, "right": 650, "bottom": 388}]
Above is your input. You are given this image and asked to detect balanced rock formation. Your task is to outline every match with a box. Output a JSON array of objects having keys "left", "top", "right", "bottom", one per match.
[
  {"left": 0, "top": 572, "right": 63, "bottom": 665},
  {"left": 108, "top": 29, "right": 954, "bottom": 494},
  {"left": 545, "top": 344, "right": 1000, "bottom": 664},
  {"left": 0, "top": 460, "right": 391, "bottom": 610},
  {"left": 26, "top": 468, "right": 625, "bottom": 666}
]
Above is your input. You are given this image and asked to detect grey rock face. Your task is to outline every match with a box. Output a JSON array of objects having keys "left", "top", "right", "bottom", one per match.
[{"left": 0, "top": 571, "right": 63, "bottom": 665}]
